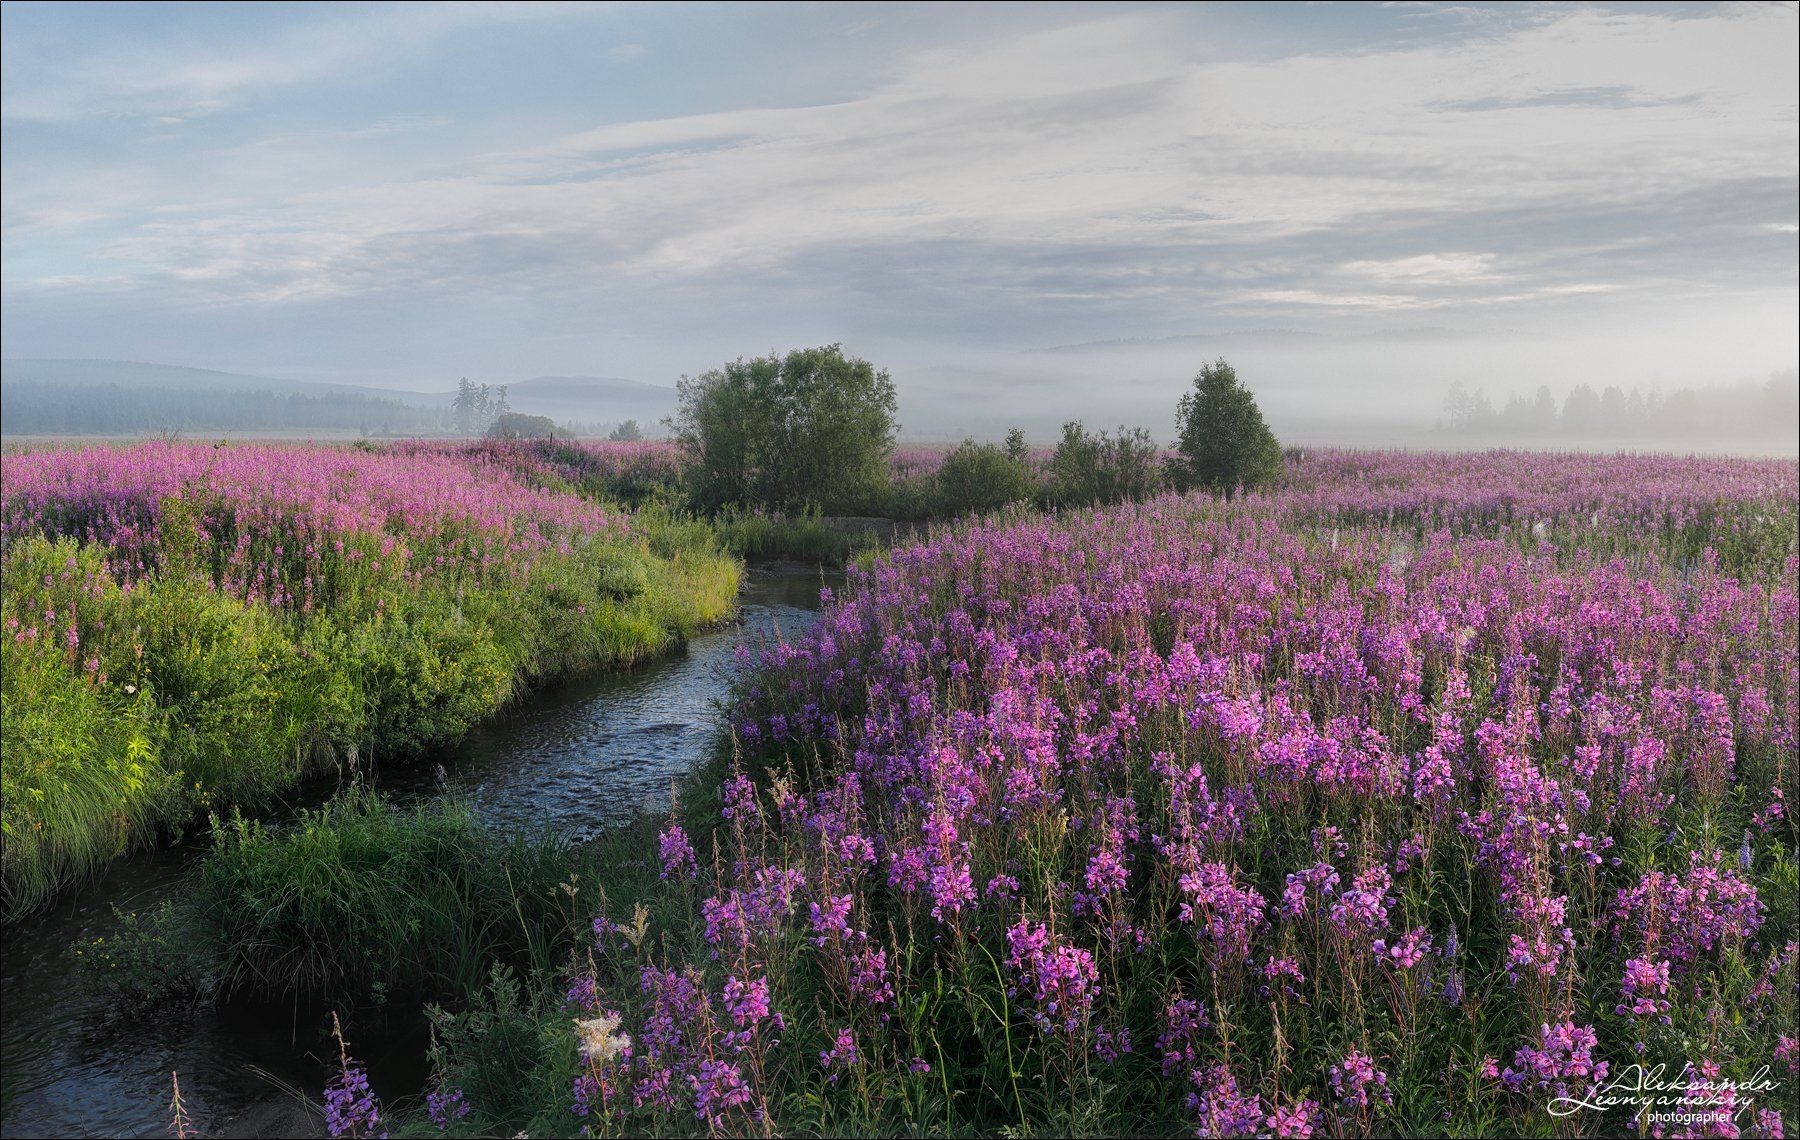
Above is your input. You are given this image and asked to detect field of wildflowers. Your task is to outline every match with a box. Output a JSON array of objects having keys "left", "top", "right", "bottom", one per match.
[
  {"left": 370, "top": 449, "right": 1797, "bottom": 1138},
  {"left": 0, "top": 439, "right": 740, "bottom": 913}
]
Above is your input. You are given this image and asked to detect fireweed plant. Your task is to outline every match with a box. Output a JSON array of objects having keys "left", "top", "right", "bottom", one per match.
[
  {"left": 0, "top": 440, "right": 741, "bottom": 913},
  {"left": 386, "top": 450, "right": 1796, "bottom": 1138}
]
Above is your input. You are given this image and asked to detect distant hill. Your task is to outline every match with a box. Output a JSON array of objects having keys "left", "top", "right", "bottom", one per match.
[
  {"left": 0, "top": 358, "right": 450, "bottom": 437},
  {"left": 1, "top": 358, "right": 439, "bottom": 401},
  {"left": 0, "top": 360, "right": 677, "bottom": 437}
]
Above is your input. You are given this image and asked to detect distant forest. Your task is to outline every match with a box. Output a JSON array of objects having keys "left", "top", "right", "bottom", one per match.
[
  {"left": 1438, "top": 374, "right": 1798, "bottom": 447},
  {"left": 3, "top": 382, "right": 449, "bottom": 436}
]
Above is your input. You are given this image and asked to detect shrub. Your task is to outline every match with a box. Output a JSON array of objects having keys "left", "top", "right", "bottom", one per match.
[
  {"left": 69, "top": 900, "right": 208, "bottom": 1009},
  {"left": 1171, "top": 358, "right": 1282, "bottom": 496},
  {"left": 709, "top": 504, "right": 875, "bottom": 564},
  {"left": 932, "top": 436, "right": 1034, "bottom": 516},
  {"left": 673, "top": 344, "right": 898, "bottom": 515},
  {"left": 487, "top": 412, "right": 559, "bottom": 440},
  {"left": 1043, "top": 420, "right": 1163, "bottom": 507},
  {"left": 425, "top": 964, "right": 561, "bottom": 1129}
]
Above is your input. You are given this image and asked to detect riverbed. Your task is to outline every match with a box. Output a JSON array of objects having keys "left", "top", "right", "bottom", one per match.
[{"left": 0, "top": 566, "right": 833, "bottom": 1139}]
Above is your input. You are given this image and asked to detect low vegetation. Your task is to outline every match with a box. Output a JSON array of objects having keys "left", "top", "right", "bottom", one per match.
[
  {"left": 199, "top": 788, "right": 588, "bottom": 1005},
  {"left": 0, "top": 440, "right": 740, "bottom": 914},
  {"left": 41, "top": 351, "right": 1787, "bottom": 1137},
  {"left": 147, "top": 448, "right": 1796, "bottom": 1138}
]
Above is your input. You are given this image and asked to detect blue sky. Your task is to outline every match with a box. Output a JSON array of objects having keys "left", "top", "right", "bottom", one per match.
[{"left": 2, "top": 1, "right": 1795, "bottom": 434}]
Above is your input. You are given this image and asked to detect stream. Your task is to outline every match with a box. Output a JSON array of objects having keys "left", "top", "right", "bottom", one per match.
[{"left": 0, "top": 566, "right": 834, "bottom": 1139}]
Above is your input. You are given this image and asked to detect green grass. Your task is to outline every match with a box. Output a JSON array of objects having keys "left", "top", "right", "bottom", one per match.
[
  {"left": 0, "top": 621, "right": 164, "bottom": 913},
  {"left": 199, "top": 786, "right": 588, "bottom": 1005},
  {"left": 711, "top": 504, "right": 885, "bottom": 565}
]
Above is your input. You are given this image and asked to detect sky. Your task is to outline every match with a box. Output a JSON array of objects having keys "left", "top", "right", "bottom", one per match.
[{"left": 2, "top": 1, "right": 1796, "bottom": 438}]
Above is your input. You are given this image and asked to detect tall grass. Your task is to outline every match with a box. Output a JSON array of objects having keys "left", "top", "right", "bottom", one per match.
[
  {"left": 710, "top": 505, "right": 883, "bottom": 565},
  {"left": 199, "top": 787, "right": 588, "bottom": 1005}
]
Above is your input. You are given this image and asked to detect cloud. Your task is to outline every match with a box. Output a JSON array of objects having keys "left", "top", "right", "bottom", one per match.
[
  {"left": 0, "top": 2, "right": 608, "bottom": 123},
  {"left": 1340, "top": 254, "right": 1501, "bottom": 285},
  {"left": 1, "top": 1, "right": 1794, "bottom": 389},
  {"left": 1434, "top": 85, "right": 1703, "bottom": 112}
]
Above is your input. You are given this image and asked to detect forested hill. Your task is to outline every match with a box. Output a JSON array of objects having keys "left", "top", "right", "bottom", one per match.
[{"left": 1, "top": 359, "right": 447, "bottom": 436}]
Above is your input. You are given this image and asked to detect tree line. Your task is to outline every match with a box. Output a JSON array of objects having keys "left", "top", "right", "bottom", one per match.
[
  {"left": 672, "top": 345, "right": 1283, "bottom": 518},
  {"left": 1440, "top": 374, "right": 1798, "bottom": 441}
]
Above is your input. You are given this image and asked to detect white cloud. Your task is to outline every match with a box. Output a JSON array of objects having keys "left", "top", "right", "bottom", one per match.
[
  {"left": 1340, "top": 254, "right": 1501, "bottom": 285},
  {"left": 3, "top": 3, "right": 1795, "bottom": 346}
]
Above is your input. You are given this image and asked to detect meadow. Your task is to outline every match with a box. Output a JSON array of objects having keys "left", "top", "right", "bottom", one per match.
[
  {"left": 6, "top": 440, "right": 1797, "bottom": 1138},
  {"left": 273, "top": 448, "right": 1794, "bottom": 1138}
]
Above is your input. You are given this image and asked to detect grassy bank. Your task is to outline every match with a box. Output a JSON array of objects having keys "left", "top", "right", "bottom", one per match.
[{"left": 0, "top": 441, "right": 740, "bottom": 916}]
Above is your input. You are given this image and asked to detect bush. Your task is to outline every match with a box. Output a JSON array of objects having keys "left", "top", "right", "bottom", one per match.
[
  {"left": 673, "top": 344, "right": 898, "bottom": 515},
  {"left": 1171, "top": 358, "right": 1282, "bottom": 497},
  {"left": 1043, "top": 420, "right": 1163, "bottom": 507},
  {"left": 127, "top": 569, "right": 354, "bottom": 805},
  {"left": 69, "top": 900, "right": 208, "bottom": 1009},
  {"left": 710, "top": 504, "right": 875, "bottom": 564},
  {"left": 933, "top": 435, "right": 1034, "bottom": 516},
  {"left": 487, "top": 413, "right": 558, "bottom": 440},
  {"left": 426, "top": 964, "right": 563, "bottom": 1129}
]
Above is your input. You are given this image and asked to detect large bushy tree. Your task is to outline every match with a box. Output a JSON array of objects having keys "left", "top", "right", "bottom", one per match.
[
  {"left": 672, "top": 345, "right": 898, "bottom": 514},
  {"left": 1171, "top": 358, "right": 1283, "bottom": 497}
]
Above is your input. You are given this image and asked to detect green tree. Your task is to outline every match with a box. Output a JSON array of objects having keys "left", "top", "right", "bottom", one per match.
[
  {"left": 608, "top": 419, "right": 643, "bottom": 442},
  {"left": 452, "top": 378, "right": 480, "bottom": 435},
  {"left": 671, "top": 345, "right": 898, "bottom": 514},
  {"left": 1171, "top": 359, "right": 1283, "bottom": 497},
  {"left": 451, "top": 379, "right": 508, "bottom": 435},
  {"left": 934, "top": 436, "right": 1033, "bottom": 516},
  {"left": 1004, "top": 427, "right": 1030, "bottom": 465}
]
